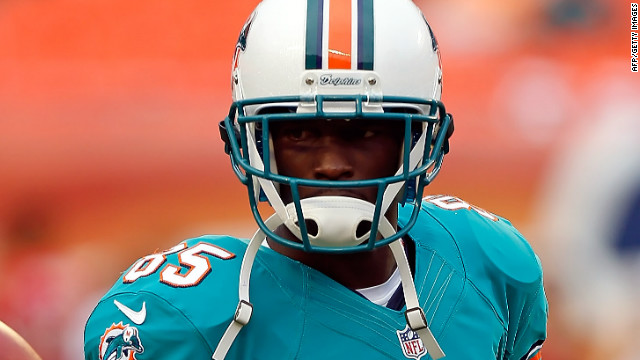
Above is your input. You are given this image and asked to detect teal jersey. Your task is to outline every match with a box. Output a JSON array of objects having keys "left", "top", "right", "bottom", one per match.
[{"left": 84, "top": 195, "right": 547, "bottom": 360}]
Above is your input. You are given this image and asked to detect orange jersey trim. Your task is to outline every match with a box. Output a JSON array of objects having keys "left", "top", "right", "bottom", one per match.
[{"left": 529, "top": 351, "right": 542, "bottom": 360}]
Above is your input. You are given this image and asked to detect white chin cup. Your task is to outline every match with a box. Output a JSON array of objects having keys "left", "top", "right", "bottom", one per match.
[{"left": 283, "top": 196, "right": 387, "bottom": 248}]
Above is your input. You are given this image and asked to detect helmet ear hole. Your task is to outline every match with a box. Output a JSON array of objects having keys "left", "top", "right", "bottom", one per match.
[
  {"left": 356, "top": 220, "right": 373, "bottom": 238},
  {"left": 305, "top": 219, "right": 319, "bottom": 237},
  {"left": 296, "top": 219, "right": 319, "bottom": 237}
]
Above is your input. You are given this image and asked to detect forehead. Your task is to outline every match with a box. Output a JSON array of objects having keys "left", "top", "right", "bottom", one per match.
[
  {"left": 257, "top": 105, "right": 417, "bottom": 129},
  {"left": 268, "top": 118, "right": 406, "bottom": 135},
  {"left": 256, "top": 105, "right": 421, "bottom": 115}
]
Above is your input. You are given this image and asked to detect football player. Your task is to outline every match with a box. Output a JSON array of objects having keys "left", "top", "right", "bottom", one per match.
[
  {"left": 0, "top": 320, "right": 42, "bottom": 360},
  {"left": 84, "top": 0, "right": 547, "bottom": 359}
]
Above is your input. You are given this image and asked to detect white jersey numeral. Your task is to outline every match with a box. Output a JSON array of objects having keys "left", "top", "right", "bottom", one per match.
[
  {"left": 123, "top": 243, "right": 187, "bottom": 283},
  {"left": 424, "top": 195, "right": 498, "bottom": 222},
  {"left": 123, "top": 242, "right": 235, "bottom": 287},
  {"left": 161, "top": 243, "right": 235, "bottom": 287}
]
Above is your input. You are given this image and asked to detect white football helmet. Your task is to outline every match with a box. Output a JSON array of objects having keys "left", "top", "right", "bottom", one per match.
[{"left": 221, "top": 0, "right": 453, "bottom": 253}]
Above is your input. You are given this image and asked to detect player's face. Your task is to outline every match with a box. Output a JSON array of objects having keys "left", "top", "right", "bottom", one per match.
[{"left": 271, "top": 119, "right": 404, "bottom": 204}]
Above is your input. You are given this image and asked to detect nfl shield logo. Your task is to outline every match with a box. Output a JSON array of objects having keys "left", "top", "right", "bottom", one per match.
[{"left": 396, "top": 325, "right": 427, "bottom": 359}]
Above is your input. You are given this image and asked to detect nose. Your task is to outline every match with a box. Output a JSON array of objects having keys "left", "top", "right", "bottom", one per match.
[{"left": 313, "top": 140, "right": 354, "bottom": 181}]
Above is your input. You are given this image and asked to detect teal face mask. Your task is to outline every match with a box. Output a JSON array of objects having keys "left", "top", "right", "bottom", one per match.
[{"left": 220, "top": 94, "right": 452, "bottom": 253}]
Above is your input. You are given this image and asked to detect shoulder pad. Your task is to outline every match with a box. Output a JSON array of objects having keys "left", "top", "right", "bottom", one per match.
[{"left": 401, "top": 195, "right": 543, "bottom": 315}]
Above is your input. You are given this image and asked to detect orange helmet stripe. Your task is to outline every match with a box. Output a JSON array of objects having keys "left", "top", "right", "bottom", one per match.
[
  {"left": 328, "top": 0, "right": 352, "bottom": 69},
  {"left": 305, "top": 0, "right": 373, "bottom": 70}
]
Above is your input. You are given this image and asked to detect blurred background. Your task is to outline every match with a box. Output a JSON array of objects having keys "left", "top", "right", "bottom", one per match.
[{"left": 0, "top": 0, "right": 638, "bottom": 358}]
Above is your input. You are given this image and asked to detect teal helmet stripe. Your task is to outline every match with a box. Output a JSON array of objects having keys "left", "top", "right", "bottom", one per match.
[
  {"left": 357, "top": 0, "right": 374, "bottom": 70},
  {"left": 305, "top": 0, "right": 324, "bottom": 69}
]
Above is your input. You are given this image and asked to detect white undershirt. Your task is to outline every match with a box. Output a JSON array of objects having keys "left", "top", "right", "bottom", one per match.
[
  {"left": 355, "top": 266, "right": 401, "bottom": 306},
  {"left": 261, "top": 238, "right": 403, "bottom": 306}
]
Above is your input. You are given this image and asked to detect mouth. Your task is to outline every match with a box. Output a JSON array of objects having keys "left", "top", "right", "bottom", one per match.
[
  {"left": 303, "top": 190, "right": 372, "bottom": 203},
  {"left": 278, "top": 184, "right": 379, "bottom": 206}
]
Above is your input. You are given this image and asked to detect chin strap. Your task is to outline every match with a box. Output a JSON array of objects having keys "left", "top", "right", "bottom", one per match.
[
  {"left": 212, "top": 213, "right": 445, "bottom": 360},
  {"left": 387, "top": 239, "right": 445, "bottom": 359},
  {"left": 212, "top": 214, "right": 278, "bottom": 360},
  {"left": 379, "top": 218, "right": 445, "bottom": 360}
]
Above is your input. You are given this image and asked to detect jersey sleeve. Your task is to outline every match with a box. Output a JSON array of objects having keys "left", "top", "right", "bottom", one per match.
[
  {"left": 84, "top": 292, "right": 214, "bottom": 360},
  {"left": 506, "top": 256, "right": 548, "bottom": 359},
  {"left": 410, "top": 196, "right": 549, "bottom": 359},
  {"left": 83, "top": 236, "right": 247, "bottom": 360}
]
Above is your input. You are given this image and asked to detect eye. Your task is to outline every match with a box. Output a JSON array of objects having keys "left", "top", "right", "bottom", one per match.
[
  {"left": 286, "top": 127, "right": 312, "bottom": 141},
  {"left": 345, "top": 125, "right": 378, "bottom": 140},
  {"left": 362, "top": 129, "right": 376, "bottom": 138},
  {"left": 273, "top": 124, "right": 318, "bottom": 142}
]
